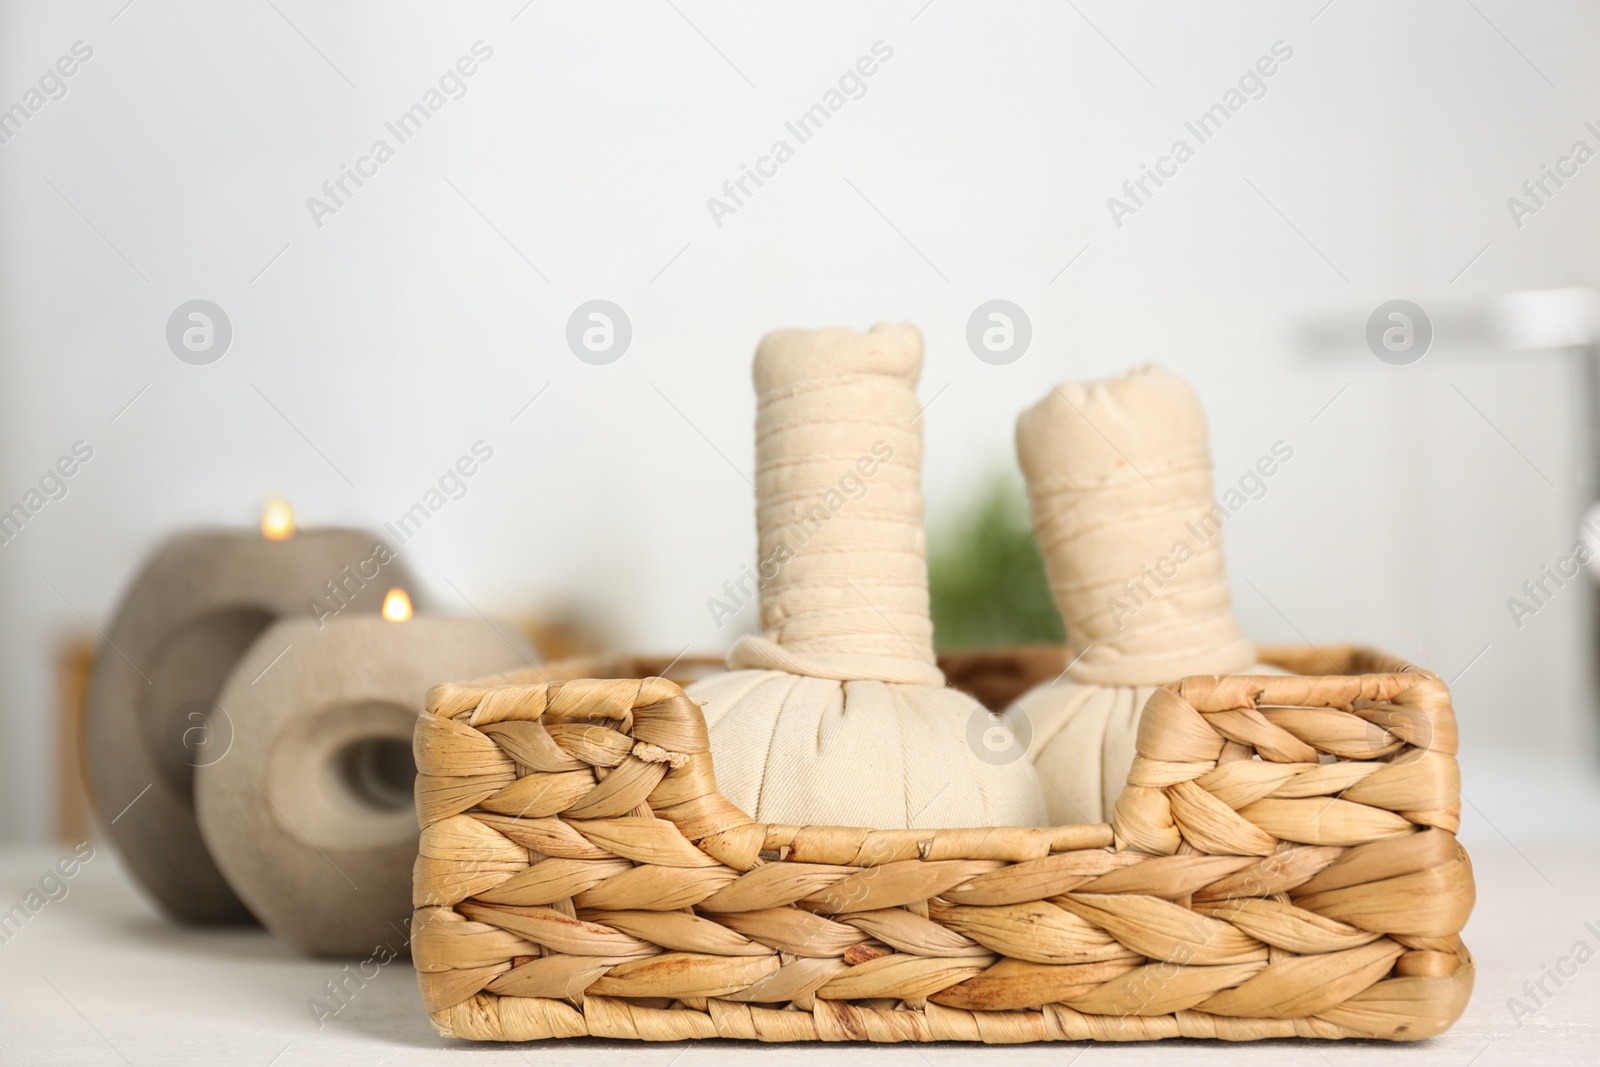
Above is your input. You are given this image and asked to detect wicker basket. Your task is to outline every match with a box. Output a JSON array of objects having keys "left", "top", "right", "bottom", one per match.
[{"left": 411, "top": 646, "right": 1473, "bottom": 1043}]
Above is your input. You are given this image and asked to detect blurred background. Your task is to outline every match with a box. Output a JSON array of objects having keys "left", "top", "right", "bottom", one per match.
[{"left": 3, "top": 0, "right": 1598, "bottom": 847}]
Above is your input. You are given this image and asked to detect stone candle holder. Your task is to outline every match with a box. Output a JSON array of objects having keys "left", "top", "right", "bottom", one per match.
[
  {"left": 196, "top": 613, "right": 535, "bottom": 957},
  {"left": 84, "top": 520, "right": 411, "bottom": 924}
]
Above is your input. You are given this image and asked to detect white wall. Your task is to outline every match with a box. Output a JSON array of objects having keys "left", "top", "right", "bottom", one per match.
[{"left": 2, "top": 0, "right": 1596, "bottom": 840}]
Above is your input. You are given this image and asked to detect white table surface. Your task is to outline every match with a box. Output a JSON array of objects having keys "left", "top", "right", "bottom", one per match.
[{"left": 4, "top": 751, "right": 1598, "bottom": 1066}]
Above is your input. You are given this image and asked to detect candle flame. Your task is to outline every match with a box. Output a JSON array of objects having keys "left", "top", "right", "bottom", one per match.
[
  {"left": 261, "top": 498, "right": 295, "bottom": 540},
  {"left": 382, "top": 587, "right": 413, "bottom": 623}
]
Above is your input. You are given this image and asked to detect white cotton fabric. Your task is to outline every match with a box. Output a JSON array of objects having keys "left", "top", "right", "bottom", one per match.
[
  {"left": 1020, "top": 682, "right": 1157, "bottom": 826},
  {"left": 687, "top": 324, "right": 1047, "bottom": 829},
  {"left": 1014, "top": 366, "right": 1271, "bottom": 825}
]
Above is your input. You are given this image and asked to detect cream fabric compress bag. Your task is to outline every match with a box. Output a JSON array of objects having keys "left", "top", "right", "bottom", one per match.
[
  {"left": 1013, "top": 366, "right": 1276, "bottom": 826},
  {"left": 688, "top": 324, "right": 1048, "bottom": 829}
]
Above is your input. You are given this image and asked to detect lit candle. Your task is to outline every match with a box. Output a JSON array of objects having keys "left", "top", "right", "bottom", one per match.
[
  {"left": 84, "top": 501, "right": 414, "bottom": 924},
  {"left": 260, "top": 497, "right": 295, "bottom": 541},
  {"left": 382, "top": 587, "right": 413, "bottom": 623}
]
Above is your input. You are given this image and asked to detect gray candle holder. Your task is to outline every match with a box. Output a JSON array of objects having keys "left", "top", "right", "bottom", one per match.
[
  {"left": 196, "top": 615, "right": 535, "bottom": 956},
  {"left": 84, "top": 528, "right": 410, "bottom": 923}
]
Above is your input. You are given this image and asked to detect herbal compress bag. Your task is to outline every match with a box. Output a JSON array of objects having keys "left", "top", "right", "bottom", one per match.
[
  {"left": 687, "top": 323, "right": 1048, "bottom": 829},
  {"left": 1014, "top": 366, "right": 1270, "bottom": 825}
]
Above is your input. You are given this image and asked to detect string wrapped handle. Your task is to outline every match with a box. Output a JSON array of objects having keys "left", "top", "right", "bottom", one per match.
[
  {"left": 1016, "top": 366, "right": 1255, "bottom": 687},
  {"left": 728, "top": 324, "right": 944, "bottom": 686}
]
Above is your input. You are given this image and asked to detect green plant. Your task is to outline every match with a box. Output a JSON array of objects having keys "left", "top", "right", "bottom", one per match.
[{"left": 927, "top": 476, "right": 1064, "bottom": 650}]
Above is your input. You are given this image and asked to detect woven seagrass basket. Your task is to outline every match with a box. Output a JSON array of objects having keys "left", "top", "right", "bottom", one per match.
[{"left": 411, "top": 645, "right": 1473, "bottom": 1043}]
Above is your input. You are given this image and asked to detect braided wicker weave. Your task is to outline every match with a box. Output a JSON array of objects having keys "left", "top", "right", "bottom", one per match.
[{"left": 412, "top": 646, "right": 1472, "bottom": 1043}]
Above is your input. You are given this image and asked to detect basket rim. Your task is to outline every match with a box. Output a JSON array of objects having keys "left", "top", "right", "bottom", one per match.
[
  {"left": 431, "top": 642, "right": 1436, "bottom": 708},
  {"left": 419, "top": 643, "right": 1454, "bottom": 858}
]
